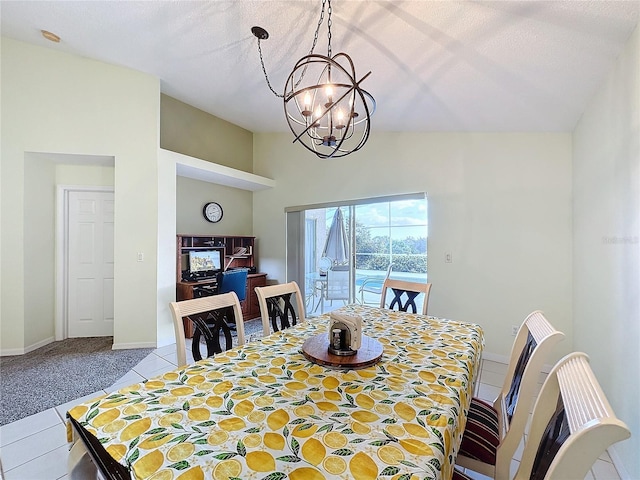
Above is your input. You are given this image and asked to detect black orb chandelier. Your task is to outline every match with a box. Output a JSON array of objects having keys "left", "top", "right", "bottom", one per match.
[{"left": 252, "top": 0, "right": 375, "bottom": 159}]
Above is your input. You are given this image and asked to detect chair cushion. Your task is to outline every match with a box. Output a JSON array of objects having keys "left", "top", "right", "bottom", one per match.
[{"left": 458, "top": 397, "right": 500, "bottom": 466}]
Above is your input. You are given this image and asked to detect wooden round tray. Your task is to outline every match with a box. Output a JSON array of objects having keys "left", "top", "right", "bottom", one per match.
[{"left": 302, "top": 333, "right": 383, "bottom": 370}]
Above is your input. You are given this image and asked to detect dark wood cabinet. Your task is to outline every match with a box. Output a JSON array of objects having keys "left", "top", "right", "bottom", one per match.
[
  {"left": 176, "top": 234, "right": 256, "bottom": 279},
  {"left": 244, "top": 273, "right": 266, "bottom": 320},
  {"left": 176, "top": 234, "right": 267, "bottom": 337}
]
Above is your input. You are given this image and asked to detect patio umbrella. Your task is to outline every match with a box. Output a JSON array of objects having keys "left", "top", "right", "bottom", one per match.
[{"left": 322, "top": 208, "right": 349, "bottom": 265}]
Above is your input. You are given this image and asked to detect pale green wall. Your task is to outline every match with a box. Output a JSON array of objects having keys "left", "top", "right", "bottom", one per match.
[
  {"left": 573, "top": 25, "right": 639, "bottom": 479},
  {"left": 23, "top": 156, "right": 56, "bottom": 347},
  {"left": 160, "top": 94, "right": 253, "bottom": 172},
  {"left": 56, "top": 164, "right": 115, "bottom": 186},
  {"left": 176, "top": 177, "right": 253, "bottom": 236},
  {"left": 1, "top": 38, "right": 160, "bottom": 352},
  {"left": 253, "top": 132, "right": 573, "bottom": 362}
]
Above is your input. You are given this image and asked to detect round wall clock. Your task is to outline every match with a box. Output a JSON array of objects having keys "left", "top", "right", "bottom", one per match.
[{"left": 203, "top": 202, "right": 223, "bottom": 223}]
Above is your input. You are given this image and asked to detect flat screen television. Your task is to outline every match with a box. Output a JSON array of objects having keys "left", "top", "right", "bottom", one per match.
[{"left": 188, "top": 249, "right": 223, "bottom": 278}]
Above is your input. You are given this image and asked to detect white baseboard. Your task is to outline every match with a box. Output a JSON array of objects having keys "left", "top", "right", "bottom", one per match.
[
  {"left": 0, "top": 336, "right": 55, "bottom": 356},
  {"left": 25, "top": 336, "right": 55, "bottom": 353},
  {"left": 0, "top": 347, "right": 25, "bottom": 356},
  {"left": 112, "top": 342, "right": 157, "bottom": 350},
  {"left": 480, "top": 351, "right": 509, "bottom": 365},
  {"left": 481, "top": 350, "right": 553, "bottom": 373},
  {"left": 608, "top": 445, "right": 631, "bottom": 480},
  {"left": 2, "top": 338, "right": 155, "bottom": 355}
]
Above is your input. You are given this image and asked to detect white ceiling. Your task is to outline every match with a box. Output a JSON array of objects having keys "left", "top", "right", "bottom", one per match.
[{"left": 1, "top": 1, "right": 638, "bottom": 133}]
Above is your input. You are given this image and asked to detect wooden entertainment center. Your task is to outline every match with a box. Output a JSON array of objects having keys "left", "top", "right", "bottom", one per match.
[{"left": 176, "top": 234, "right": 266, "bottom": 336}]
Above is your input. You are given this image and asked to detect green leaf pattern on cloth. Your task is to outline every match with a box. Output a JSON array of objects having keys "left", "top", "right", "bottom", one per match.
[{"left": 68, "top": 305, "right": 483, "bottom": 480}]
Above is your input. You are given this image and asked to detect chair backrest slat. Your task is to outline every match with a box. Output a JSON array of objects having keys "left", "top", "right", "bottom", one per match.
[
  {"left": 379, "top": 278, "right": 432, "bottom": 315},
  {"left": 516, "top": 352, "right": 630, "bottom": 480},
  {"left": 255, "top": 282, "right": 306, "bottom": 337},
  {"left": 169, "top": 292, "right": 245, "bottom": 367},
  {"left": 556, "top": 354, "right": 615, "bottom": 432}
]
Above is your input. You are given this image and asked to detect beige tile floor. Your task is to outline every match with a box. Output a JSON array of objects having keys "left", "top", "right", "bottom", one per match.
[{"left": 0, "top": 344, "right": 623, "bottom": 480}]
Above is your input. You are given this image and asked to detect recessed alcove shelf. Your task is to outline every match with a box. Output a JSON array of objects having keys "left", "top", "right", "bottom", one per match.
[{"left": 160, "top": 148, "right": 275, "bottom": 191}]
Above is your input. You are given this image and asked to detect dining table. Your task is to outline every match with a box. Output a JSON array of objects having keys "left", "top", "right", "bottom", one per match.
[{"left": 67, "top": 304, "right": 484, "bottom": 480}]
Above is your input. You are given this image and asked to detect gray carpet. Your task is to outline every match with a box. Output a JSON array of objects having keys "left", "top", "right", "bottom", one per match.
[{"left": 0, "top": 337, "right": 153, "bottom": 426}]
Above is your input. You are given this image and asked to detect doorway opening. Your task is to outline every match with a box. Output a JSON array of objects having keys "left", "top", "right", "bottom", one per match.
[{"left": 55, "top": 185, "right": 115, "bottom": 340}]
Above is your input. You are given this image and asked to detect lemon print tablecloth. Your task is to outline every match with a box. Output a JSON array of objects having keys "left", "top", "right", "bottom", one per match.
[{"left": 67, "top": 305, "right": 483, "bottom": 480}]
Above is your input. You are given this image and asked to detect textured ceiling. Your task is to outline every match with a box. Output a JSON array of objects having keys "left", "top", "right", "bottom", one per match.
[{"left": 1, "top": 1, "right": 638, "bottom": 133}]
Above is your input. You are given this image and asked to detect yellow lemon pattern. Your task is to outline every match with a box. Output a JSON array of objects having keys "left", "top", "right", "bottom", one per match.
[{"left": 67, "top": 305, "right": 483, "bottom": 480}]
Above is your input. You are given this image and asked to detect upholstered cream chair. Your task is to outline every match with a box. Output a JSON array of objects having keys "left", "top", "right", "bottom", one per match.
[
  {"left": 455, "top": 310, "right": 564, "bottom": 479},
  {"left": 455, "top": 352, "right": 630, "bottom": 480},
  {"left": 169, "top": 292, "right": 245, "bottom": 367},
  {"left": 255, "top": 281, "right": 306, "bottom": 337}
]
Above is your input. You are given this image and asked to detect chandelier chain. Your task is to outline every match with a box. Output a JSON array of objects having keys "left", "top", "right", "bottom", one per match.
[
  {"left": 295, "top": 0, "right": 327, "bottom": 89},
  {"left": 255, "top": 0, "right": 329, "bottom": 98},
  {"left": 312, "top": 0, "right": 327, "bottom": 58},
  {"left": 256, "top": 39, "right": 284, "bottom": 98},
  {"left": 327, "top": 0, "right": 332, "bottom": 58}
]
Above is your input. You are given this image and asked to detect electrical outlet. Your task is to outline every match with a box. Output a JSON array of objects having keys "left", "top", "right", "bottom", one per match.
[{"left": 511, "top": 325, "right": 519, "bottom": 336}]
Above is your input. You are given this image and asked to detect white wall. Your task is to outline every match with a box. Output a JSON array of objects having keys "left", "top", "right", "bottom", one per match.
[
  {"left": 1, "top": 38, "right": 161, "bottom": 352},
  {"left": 253, "top": 132, "right": 573, "bottom": 361},
  {"left": 573, "top": 25, "right": 639, "bottom": 480}
]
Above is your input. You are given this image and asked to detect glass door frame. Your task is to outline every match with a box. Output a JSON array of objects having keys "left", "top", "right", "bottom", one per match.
[{"left": 285, "top": 192, "right": 427, "bottom": 316}]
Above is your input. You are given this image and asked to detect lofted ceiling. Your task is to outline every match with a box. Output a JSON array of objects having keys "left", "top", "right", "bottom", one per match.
[{"left": 1, "top": 0, "right": 639, "bottom": 133}]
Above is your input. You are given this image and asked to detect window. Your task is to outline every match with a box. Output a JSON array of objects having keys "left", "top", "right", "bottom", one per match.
[{"left": 286, "top": 193, "right": 428, "bottom": 316}]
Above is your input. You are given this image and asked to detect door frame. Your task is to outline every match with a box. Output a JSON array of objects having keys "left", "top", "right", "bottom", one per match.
[{"left": 55, "top": 185, "right": 115, "bottom": 340}]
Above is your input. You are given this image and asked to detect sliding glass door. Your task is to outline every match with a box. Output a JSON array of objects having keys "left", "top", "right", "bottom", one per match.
[{"left": 287, "top": 194, "right": 428, "bottom": 317}]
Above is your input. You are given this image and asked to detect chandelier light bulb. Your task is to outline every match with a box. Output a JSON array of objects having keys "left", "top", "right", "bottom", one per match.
[
  {"left": 325, "top": 84, "right": 333, "bottom": 97},
  {"left": 335, "top": 109, "right": 345, "bottom": 129},
  {"left": 325, "top": 84, "right": 334, "bottom": 107},
  {"left": 312, "top": 106, "right": 322, "bottom": 127},
  {"left": 301, "top": 92, "right": 312, "bottom": 117}
]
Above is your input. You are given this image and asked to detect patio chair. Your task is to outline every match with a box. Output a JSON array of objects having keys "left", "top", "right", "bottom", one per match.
[
  {"left": 325, "top": 265, "right": 349, "bottom": 306},
  {"left": 379, "top": 277, "right": 432, "bottom": 315},
  {"left": 169, "top": 292, "right": 245, "bottom": 367},
  {"left": 454, "top": 352, "right": 630, "bottom": 480},
  {"left": 455, "top": 310, "right": 564, "bottom": 480},
  {"left": 358, "top": 263, "right": 392, "bottom": 305},
  {"left": 255, "top": 281, "right": 306, "bottom": 336}
]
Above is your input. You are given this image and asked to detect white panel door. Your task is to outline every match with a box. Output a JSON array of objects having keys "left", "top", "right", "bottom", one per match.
[{"left": 68, "top": 191, "right": 115, "bottom": 337}]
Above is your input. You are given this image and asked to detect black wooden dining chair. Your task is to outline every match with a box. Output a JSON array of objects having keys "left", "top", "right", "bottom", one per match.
[
  {"left": 255, "top": 281, "right": 306, "bottom": 336},
  {"left": 455, "top": 310, "right": 564, "bottom": 480},
  {"left": 379, "top": 278, "right": 432, "bottom": 315},
  {"left": 169, "top": 292, "right": 245, "bottom": 366},
  {"left": 454, "top": 352, "right": 630, "bottom": 480}
]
